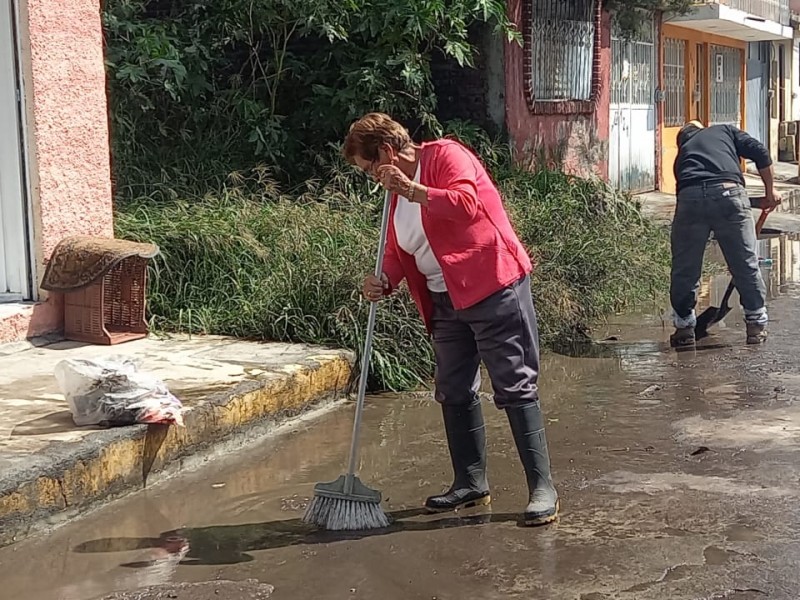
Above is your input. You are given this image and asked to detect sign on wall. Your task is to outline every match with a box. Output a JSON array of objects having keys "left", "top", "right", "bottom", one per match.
[{"left": 715, "top": 53, "right": 724, "bottom": 83}]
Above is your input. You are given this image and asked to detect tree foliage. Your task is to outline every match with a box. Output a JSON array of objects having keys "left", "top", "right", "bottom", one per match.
[{"left": 103, "top": 0, "right": 519, "bottom": 185}]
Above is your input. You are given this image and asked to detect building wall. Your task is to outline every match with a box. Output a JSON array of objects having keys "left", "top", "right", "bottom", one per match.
[
  {"left": 792, "top": 34, "right": 800, "bottom": 122},
  {"left": 0, "top": 0, "right": 114, "bottom": 343},
  {"left": 504, "top": 0, "right": 611, "bottom": 177},
  {"left": 769, "top": 40, "right": 781, "bottom": 159},
  {"left": 773, "top": 35, "right": 800, "bottom": 164},
  {"left": 773, "top": 39, "right": 797, "bottom": 161}
]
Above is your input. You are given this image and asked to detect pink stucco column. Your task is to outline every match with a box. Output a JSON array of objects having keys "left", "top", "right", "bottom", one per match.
[
  {"left": 504, "top": 0, "right": 611, "bottom": 178},
  {"left": 0, "top": 0, "right": 114, "bottom": 343}
]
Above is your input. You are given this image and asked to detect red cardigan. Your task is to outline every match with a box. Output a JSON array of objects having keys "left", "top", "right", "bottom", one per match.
[{"left": 382, "top": 139, "right": 533, "bottom": 332}]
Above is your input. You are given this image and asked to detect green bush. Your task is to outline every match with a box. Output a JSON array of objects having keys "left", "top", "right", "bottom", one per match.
[
  {"left": 116, "top": 138, "right": 669, "bottom": 391},
  {"left": 103, "top": 0, "right": 519, "bottom": 188}
]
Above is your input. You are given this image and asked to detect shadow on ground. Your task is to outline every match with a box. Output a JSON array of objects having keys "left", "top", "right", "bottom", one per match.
[{"left": 74, "top": 507, "right": 529, "bottom": 566}]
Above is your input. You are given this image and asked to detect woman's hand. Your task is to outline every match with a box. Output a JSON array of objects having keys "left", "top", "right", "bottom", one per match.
[
  {"left": 363, "top": 273, "right": 389, "bottom": 302},
  {"left": 376, "top": 164, "right": 429, "bottom": 205},
  {"left": 377, "top": 164, "right": 413, "bottom": 198}
]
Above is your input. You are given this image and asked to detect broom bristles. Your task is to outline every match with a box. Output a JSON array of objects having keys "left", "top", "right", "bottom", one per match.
[{"left": 303, "top": 495, "right": 391, "bottom": 531}]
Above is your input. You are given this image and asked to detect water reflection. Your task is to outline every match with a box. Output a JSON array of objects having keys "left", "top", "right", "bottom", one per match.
[
  {"left": 554, "top": 230, "right": 800, "bottom": 363},
  {"left": 760, "top": 233, "right": 800, "bottom": 294},
  {"left": 50, "top": 536, "right": 189, "bottom": 600},
  {"left": 696, "top": 231, "right": 800, "bottom": 323},
  {"left": 72, "top": 508, "right": 514, "bottom": 567}
]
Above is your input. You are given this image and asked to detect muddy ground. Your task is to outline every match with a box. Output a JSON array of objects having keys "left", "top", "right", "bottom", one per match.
[{"left": 1, "top": 251, "right": 800, "bottom": 600}]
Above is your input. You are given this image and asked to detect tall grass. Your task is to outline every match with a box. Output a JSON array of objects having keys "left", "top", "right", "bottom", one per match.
[{"left": 115, "top": 138, "right": 669, "bottom": 391}]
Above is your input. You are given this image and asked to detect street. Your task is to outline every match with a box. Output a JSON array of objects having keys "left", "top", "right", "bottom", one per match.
[{"left": 2, "top": 246, "right": 800, "bottom": 600}]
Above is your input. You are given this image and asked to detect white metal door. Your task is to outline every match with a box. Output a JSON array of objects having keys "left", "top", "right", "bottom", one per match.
[
  {"left": 610, "top": 21, "right": 656, "bottom": 193},
  {"left": 745, "top": 42, "right": 769, "bottom": 145},
  {"left": 0, "top": 0, "right": 28, "bottom": 301}
]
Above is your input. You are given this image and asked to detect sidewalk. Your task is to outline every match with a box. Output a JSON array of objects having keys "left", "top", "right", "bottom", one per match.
[
  {"left": 0, "top": 335, "right": 353, "bottom": 546},
  {"left": 746, "top": 160, "right": 798, "bottom": 183},
  {"left": 637, "top": 172, "right": 800, "bottom": 234}
]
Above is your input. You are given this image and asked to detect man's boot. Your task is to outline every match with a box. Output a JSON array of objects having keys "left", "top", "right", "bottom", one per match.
[
  {"left": 506, "top": 403, "right": 559, "bottom": 526},
  {"left": 670, "top": 326, "right": 696, "bottom": 347},
  {"left": 425, "top": 399, "right": 490, "bottom": 513},
  {"left": 746, "top": 322, "right": 768, "bottom": 345}
]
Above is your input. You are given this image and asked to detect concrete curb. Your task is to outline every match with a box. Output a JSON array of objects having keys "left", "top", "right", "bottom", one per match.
[{"left": 0, "top": 350, "right": 354, "bottom": 547}]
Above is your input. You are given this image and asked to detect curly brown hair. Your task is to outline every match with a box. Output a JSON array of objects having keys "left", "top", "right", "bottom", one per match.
[{"left": 342, "top": 113, "right": 413, "bottom": 164}]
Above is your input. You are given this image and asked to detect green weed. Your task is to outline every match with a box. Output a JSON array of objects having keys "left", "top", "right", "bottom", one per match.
[{"left": 116, "top": 139, "right": 669, "bottom": 391}]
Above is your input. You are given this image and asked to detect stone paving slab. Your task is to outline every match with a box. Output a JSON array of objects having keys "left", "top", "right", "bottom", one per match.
[{"left": 0, "top": 334, "right": 353, "bottom": 546}]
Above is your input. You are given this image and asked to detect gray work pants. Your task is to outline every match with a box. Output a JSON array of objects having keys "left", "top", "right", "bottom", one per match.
[
  {"left": 431, "top": 275, "right": 540, "bottom": 409},
  {"left": 670, "top": 182, "right": 767, "bottom": 328}
]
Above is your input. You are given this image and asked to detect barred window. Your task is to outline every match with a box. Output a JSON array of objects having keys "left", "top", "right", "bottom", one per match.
[
  {"left": 663, "top": 38, "right": 686, "bottom": 127},
  {"left": 529, "top": 0, "right": 596, "bottom": 102}
]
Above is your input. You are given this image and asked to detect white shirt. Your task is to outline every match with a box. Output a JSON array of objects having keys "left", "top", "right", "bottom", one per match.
[{"left": 393, "top": 164, "right": 447, "bottom": 293}]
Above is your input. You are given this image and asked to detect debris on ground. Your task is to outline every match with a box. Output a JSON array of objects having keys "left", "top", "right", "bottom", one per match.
[
  {"left": 690, "top": 446, "right": 712, "bottom": 457},
  {"left": 639, "top": 384, "right": 663, "bottom": 397},
  {"left": 54, "top": 357, "right": 184, "bottom": 427},
  {"left": 98, "top": 580, "right": 275, "bottom": 600}
]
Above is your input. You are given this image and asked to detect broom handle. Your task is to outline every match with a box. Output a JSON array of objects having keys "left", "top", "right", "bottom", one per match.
[
  {"left": 344, "top": 190, "right": 393, "bottom": 491},
  {"left": 720, "top": 205, "right": 772, "bottom": 306}
]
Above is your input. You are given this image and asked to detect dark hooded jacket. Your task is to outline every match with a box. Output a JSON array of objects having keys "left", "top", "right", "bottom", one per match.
[{"left": 673, "top": 124, "right": 771, "bottom": 193}]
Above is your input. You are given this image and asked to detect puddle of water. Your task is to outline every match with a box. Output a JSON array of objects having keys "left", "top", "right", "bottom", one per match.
[
  {"left": 724, "top": 524, "right": 765, "bottom": 543},
  {"left": 0, "top": 355, "right": 791, "bottom": 600},
  {"left": 703, "top": 545, "right": 737, "bottom": 566}
]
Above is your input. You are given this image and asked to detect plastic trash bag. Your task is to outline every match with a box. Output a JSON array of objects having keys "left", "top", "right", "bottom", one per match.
[{"left": 54, "top": 357, "right": 184, "bottom": 427}]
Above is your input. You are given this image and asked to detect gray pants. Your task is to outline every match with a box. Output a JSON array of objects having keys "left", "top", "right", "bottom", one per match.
[
  {"left": 670, "top": 182, "right": 767, "bottom": 328},
  {"left": 431, "top": 275, "right": 540, "bottom": 409}
]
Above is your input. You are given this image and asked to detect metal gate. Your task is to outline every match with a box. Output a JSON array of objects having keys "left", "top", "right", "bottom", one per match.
[
  {"left": 710, "top": 44, "right": 743, "bottom": 127},
  {"left": 609, "top": 21, "right": 656, "bottom": 193},
  {"left": 745, "top": 41, "right": 770, "bottom": 145}
]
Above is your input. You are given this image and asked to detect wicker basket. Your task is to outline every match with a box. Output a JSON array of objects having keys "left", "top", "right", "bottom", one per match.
[{"left": 63, "top": 256, "right": 149, "bottom": 345}]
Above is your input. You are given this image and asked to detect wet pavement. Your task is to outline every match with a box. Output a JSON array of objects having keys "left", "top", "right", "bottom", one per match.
[{"left": 2, "top": 240, "right": 800, "bottom": 599}]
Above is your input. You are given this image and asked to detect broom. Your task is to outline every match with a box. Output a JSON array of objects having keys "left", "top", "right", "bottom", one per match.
[{"left": 302, "top": 190, "right": 392, "bottom": 531}]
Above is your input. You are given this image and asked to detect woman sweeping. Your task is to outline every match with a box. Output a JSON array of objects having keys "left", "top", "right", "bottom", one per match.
[{"left": 344, "top": 113, "right": 559, "bottom": 526}]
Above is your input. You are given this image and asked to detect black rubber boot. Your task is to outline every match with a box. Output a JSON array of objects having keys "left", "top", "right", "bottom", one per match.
[
  {"left": 425, "top": 400, "right": 491, "bottom": 513},
  {"left": 670, "top": 326, "right": 696, "bottom": 348},
  {"left": 746, "top": 322, "right": 767, "bottom": 345},
  {"left": 507, "top": 403, "right": 559, "bottom": 526}
]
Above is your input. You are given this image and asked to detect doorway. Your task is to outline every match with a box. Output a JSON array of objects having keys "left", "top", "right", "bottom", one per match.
[
  {"left": 745, "top": 42, "right": 770, "bottom": 146},
  {"left": 661, "top": 36, "right": 687, "bottom": 194},
  {"left": 609, "top": 19, "right": 657, "bottom": 193},
  {"left": 0, "top": 0, "right": 29, "bottom": 302},
  {"left": 660, "top": 26, "right": 745, "bottom": 194}
]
